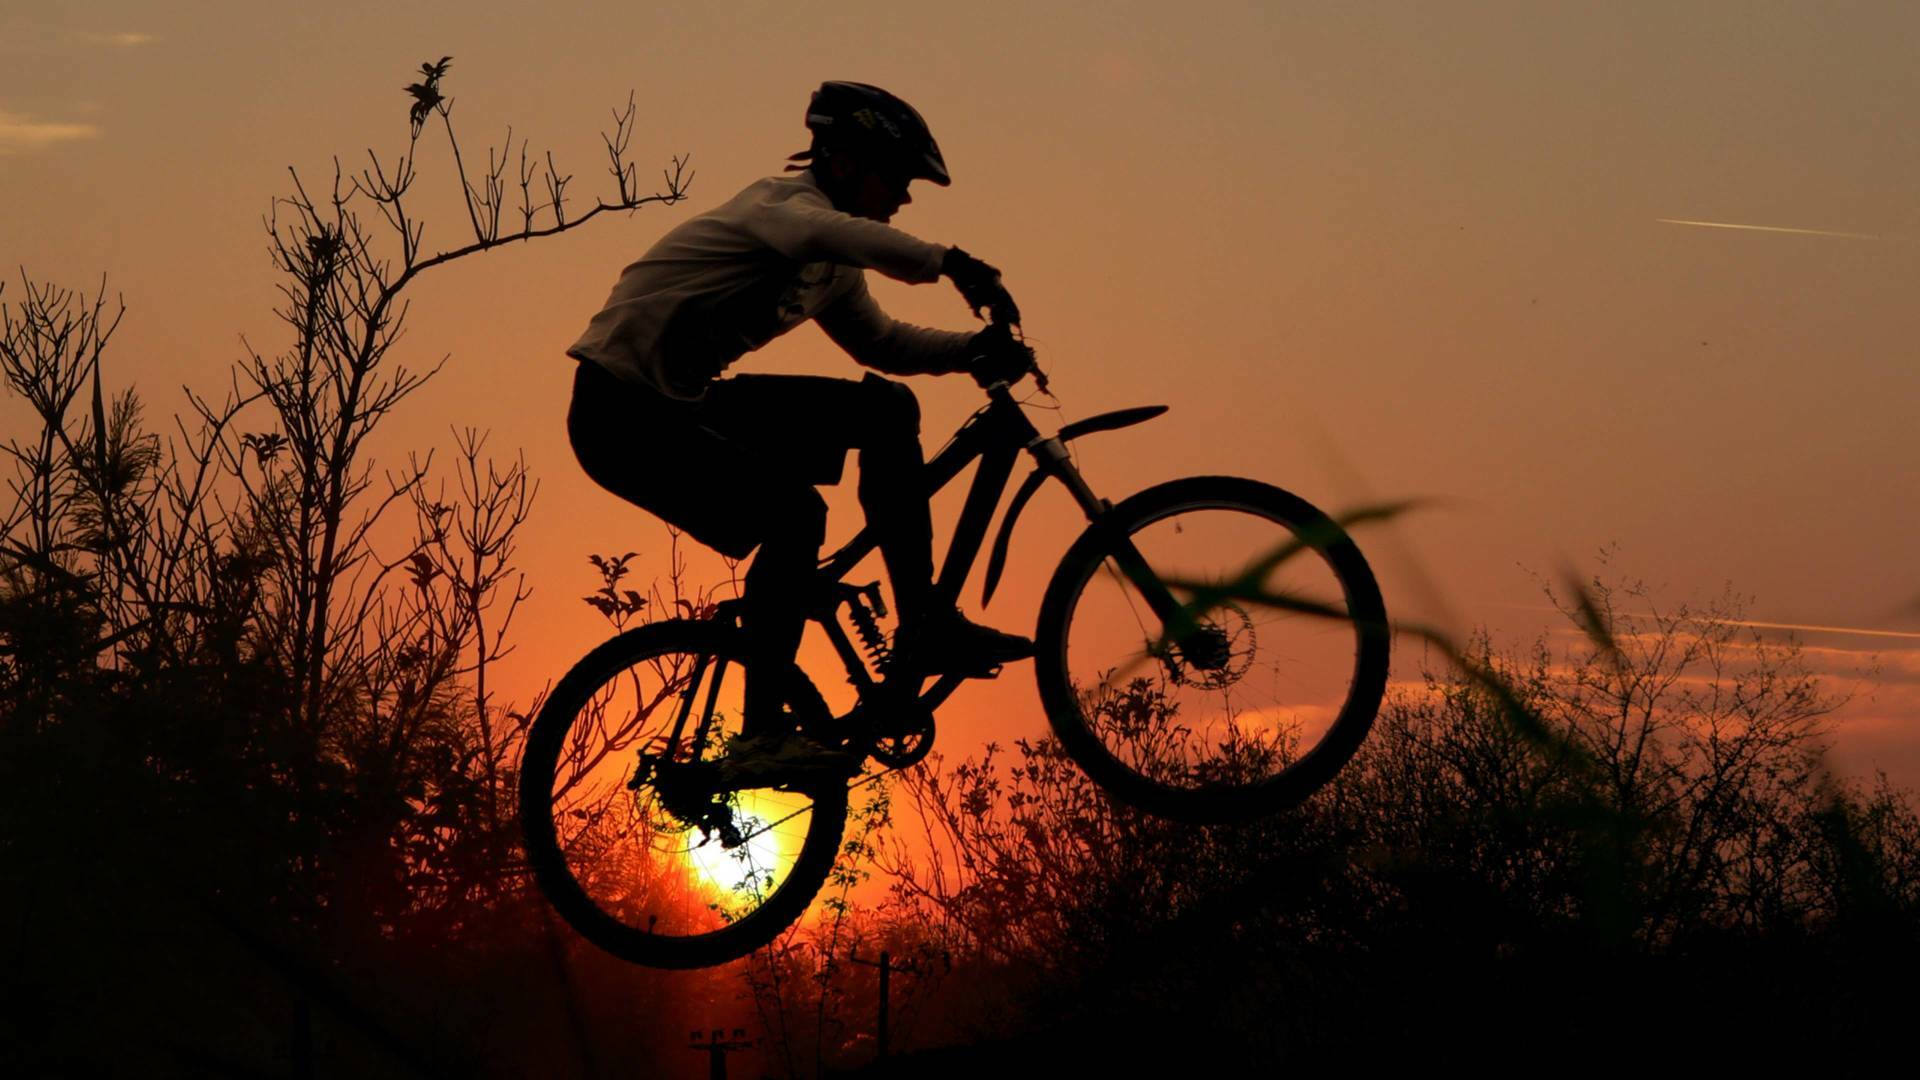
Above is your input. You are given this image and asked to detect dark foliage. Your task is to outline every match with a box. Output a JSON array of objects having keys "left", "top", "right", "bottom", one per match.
[
  {"left": 1, "top": 62, "right": 702, "bottom": 1077},
  {"left": 844, "top": 584, "right": 1920, "bottom": 1072}
]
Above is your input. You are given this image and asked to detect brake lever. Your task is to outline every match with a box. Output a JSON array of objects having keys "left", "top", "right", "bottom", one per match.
[
  {"left": 1004, "top": 319, "right": 1049, "bottom": 396},
  {"left": 981, "top": 283, "right": 1042, "bottom": 393}
]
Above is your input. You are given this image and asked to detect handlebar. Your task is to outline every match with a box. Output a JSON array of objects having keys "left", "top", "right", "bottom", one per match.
[{"left": 970, "top": 284, "right": 1049, "bottom": 395}]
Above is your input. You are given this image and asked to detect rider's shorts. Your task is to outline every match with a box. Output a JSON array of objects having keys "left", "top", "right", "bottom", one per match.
[{"left": 568, "top": 358, "right": 914, "bottom": 560}]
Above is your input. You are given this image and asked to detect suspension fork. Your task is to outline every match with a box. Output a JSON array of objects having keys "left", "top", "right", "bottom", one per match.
[
  {"left": 1036, "top": 436, "right": 1199, "bottom": 642},
  {"left": 1105, "top": 539, "right": 1203, "bottom": 644}
]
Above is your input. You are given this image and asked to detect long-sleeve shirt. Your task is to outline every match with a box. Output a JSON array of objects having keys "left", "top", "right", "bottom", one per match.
[{"left": 567, "top": 171, "right": 974, "bottom": 399}]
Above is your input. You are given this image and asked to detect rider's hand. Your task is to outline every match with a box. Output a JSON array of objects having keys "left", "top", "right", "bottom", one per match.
[
  {"left": 966, "top": 322, "right": 1034, "bottom": 387},
  {"left": 943, "top": 246, "right": 1020, "bottom": 324}
]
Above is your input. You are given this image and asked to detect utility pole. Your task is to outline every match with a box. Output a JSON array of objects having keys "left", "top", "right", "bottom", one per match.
[
  {"left": 687, "top": 1027, "right": 751, "bottom": 1080},
  {"left": 850, "top": 949, "right": 897, "bottom": 1058},
  {"left": 849, "top": 947, "right": 946, "bottom": 1060}
]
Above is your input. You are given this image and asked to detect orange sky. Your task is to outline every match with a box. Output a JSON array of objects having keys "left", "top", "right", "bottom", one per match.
[{"left": 4, "top": 1, "right": 1917, "bottom": 783}]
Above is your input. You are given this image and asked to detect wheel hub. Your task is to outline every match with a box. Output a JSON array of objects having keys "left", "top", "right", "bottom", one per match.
[
  {"left": 1162, "top": 603, "right": 1255, "bottom": 690},
  {"left": 641, "top": 754, "right": 723, "bottom": 829}
]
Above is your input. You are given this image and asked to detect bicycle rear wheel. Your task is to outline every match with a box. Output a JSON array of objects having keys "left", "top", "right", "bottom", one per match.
[
  {"left": 1035, "top": 476, "right": 1389, "bottom": 823},
  {"left": 520, "top": 620, "right": 848, "bottom": 968}
]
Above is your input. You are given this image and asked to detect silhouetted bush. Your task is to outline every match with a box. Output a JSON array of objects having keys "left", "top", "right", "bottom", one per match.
[
  {"left": 846, "top": 576, "right": 1918, "bottom": 1070},
  {"left": 0, "top": 58, "right": 695, "bottom": 1076}
]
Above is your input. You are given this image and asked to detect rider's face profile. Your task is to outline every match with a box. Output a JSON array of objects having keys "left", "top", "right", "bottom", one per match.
[
  {"left": 825, "top": 153, "right": 913, "bottom": 223},
  {"left": 854, "top": 171, "right": 911, "bottom": 223}
]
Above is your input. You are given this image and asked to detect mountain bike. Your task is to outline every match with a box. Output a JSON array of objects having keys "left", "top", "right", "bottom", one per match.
[{"left": 520, "top": 308, "right": 1390, "bottom": 969}]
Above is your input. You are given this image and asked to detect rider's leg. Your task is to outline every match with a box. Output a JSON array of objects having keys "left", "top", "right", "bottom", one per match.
[
  {"left": 697, "top": 373, "right": 933, "bottom": 617},
  {"left": 569, "top": 360, "right": 829, "bottom": 741},
  {"left": 842, "top": 378, "right": 1030, "bottom": 669},
  {"left": 846, "top": 376, "right": 937, "bottom": 624},
  {"left": 704, "top": 374, "right": 939, "bottom": 621},
  {"left": 736, "top": 487, "right": 826, "bottom": 739},
  {"left": 700, "top": 373, "right": 1031, "bottom": 677}
]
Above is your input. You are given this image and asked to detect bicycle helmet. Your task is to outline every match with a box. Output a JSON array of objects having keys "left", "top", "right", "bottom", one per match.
[{"left": 796, "top": 81, "right": 950, "bottom": 186}]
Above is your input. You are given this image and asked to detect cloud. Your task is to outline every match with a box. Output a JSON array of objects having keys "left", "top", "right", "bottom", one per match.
[
  {"left": 0, "top": 110, "right": 101, "bottom": 154},
  {"left": 74, "top": 31, "right": 159, "bottom": 49}
]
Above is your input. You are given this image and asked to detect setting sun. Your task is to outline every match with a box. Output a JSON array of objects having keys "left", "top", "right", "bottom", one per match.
[{"left": 683, "top": 793, "right": 802, "bottom": 896}]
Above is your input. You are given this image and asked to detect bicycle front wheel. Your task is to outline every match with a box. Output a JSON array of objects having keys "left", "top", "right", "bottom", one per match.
[
  {"left": 520, "top": 620, "right": 848, "bottom": 969},
  {"left": 1035, "top": 476, "right": 1389, "bottom": 823}
]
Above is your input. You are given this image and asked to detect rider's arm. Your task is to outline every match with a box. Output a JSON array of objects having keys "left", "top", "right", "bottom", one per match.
[
  {"left": 816, "top": 270, "right": 974, "bottom": 376},
  {"left": 741, "top": 184, "right": 946, "bottom": 285}
]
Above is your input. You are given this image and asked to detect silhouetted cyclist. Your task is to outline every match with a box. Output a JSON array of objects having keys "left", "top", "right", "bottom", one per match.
[{"left": 567, "top": 82, "right": 1036, "bottom": 777}]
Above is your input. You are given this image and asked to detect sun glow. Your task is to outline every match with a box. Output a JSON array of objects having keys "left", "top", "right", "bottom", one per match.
[
  {"left": 683, "top": 792, "right": 800, "bottom": 895},
  {"left": 1230, "top": 701, "right": 1339, "bottom": 739}
]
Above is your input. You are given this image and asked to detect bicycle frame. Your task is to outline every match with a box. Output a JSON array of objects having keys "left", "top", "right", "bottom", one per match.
[
  {"left": 664, "top": 380, "right": 1181, "bottom": 762},
  {"left": 807, "top": 381, "right": 1178, "bottom": 719}
]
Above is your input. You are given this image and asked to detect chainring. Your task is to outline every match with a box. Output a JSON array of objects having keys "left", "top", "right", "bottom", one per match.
[{"left": 865, "top": 701, "right": 936, "bottom": 769}]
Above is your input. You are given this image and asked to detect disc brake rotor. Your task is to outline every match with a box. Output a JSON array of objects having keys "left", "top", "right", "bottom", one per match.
[{"left": 1161, "top": 602, "right": 1256, "bottom": 690}]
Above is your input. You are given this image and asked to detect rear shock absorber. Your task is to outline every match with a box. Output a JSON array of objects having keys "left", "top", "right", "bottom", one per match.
[{"left": 845, "top": 582, "right": 892, "bottom": 669}]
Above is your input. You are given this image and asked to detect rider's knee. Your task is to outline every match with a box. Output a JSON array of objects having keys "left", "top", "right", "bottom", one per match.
[
  {"left": 763, "top": 487, "right": 828, "bottom": 551},
  {"left": 860, "top": 374, "right": 921, "bottom": 441}
]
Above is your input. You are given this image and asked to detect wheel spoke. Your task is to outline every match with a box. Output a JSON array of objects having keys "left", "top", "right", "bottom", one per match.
[
  {"left": 521, "top": 623, "right": 849, "bottom": 967},
  {"left": 1036, "top": 479, "right": 1389, "bottom": 822}
]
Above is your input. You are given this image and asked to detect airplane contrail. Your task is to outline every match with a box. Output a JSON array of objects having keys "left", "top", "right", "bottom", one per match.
[
  {"left": 1657, "top": 218, "right": 1881, "bottom": 241},
  {"left": 1702, "top": 617, "right": 1920, "bottom": 641},
  {"left": 1496, "top": 604, "right": 1920, "bottom": 641}
]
